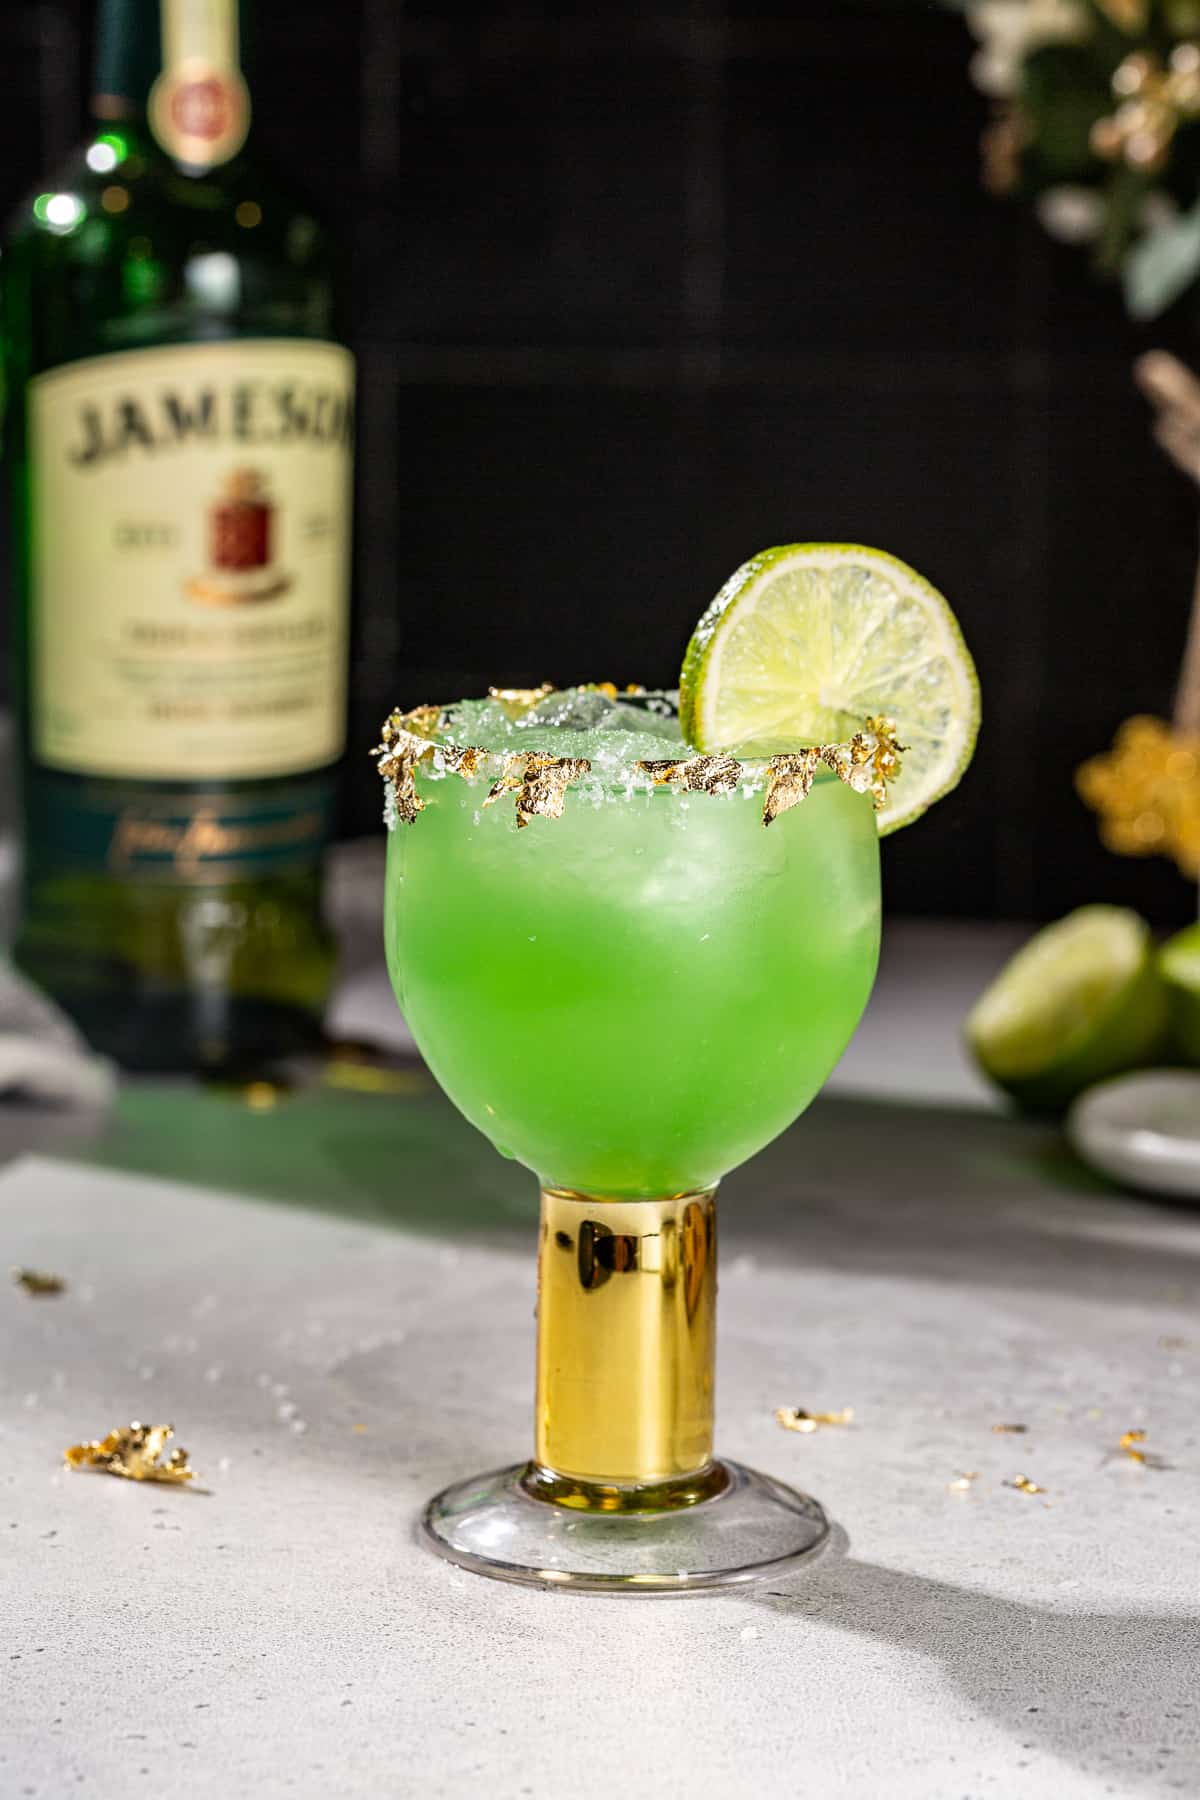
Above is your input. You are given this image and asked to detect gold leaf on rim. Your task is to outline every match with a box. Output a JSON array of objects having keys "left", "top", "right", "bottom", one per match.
[
  {"left": 636, "top": 755, "right": 743, "bottom": 796},
  {"left": 484, "top": 754, "right": 592, "bottom": 828}
]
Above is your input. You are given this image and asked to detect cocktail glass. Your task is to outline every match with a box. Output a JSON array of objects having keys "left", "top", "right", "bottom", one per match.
[{"left": 382, "top": 697, "right": 881, "bottom": 1592}]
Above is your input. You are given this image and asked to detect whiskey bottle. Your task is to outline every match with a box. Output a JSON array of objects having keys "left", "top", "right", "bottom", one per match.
[{"left": 3, "top": 0, "right": 354, "bottom": 1071}]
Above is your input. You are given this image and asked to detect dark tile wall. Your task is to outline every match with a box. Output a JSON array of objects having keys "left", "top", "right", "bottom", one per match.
[{"left": 1, "top": 1, "right": 1195, "bottom": 925}]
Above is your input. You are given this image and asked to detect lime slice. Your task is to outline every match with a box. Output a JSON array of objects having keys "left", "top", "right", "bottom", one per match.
[
  {"left": 679, "top": 543, "right": 979, "bottom": 833},
  {"left": 966, "top": 906, "right": 1171, "bottom": 1113},
  {"left": 1161, "top": 921, "right": 1200, "bottom": 1065}
]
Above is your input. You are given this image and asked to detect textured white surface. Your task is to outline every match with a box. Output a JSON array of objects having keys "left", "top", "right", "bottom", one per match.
[{"left": 3, "top": 1096, "right": 1200, "bottom": 1799}]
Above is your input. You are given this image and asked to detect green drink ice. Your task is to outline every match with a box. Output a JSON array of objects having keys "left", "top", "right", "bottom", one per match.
[{"left": 384, "top": 692, "right": 880, "bottom": 1197}]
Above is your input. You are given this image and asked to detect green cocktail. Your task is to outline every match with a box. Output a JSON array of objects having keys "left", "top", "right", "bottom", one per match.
[
  {"left": 385, "top": 694, "right": 880, "bottom": 1198},
  {"left": 379, "top": 543, "right": 978, "bottom": 1593}
]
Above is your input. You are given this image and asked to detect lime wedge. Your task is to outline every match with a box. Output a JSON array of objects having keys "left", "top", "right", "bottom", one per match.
[
  {"left": 1161, "top": 921, "right": 1200, "bottom": 1064},
  {"left": 679, "top": 543, "right": 979, "bottom": 833},
  {"left": 966, "top": 906, "right": 1171, "bottom": 1113}
]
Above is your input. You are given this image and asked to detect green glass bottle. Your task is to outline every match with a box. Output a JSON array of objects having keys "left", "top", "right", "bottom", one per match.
[{"left": 3, "top": 0, "right": 354, "bottom": 1072}]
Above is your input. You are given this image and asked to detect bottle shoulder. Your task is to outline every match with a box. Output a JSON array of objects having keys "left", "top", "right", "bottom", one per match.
[
  {"left": 3, "top": 127, "right": 344, "bottom": 371},
  {"left": 6, "top": 131, "right": 335, "bottom": 266}
]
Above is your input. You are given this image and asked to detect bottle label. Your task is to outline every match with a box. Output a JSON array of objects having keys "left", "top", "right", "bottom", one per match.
[
  {"left": 30, "top": 339, "right": 354, "bottom": 782},
  {"left": 30, "top": 772, "right": 338, "bottom": 882},
  {"left": 149, "top": 0, "right": 250, "bottom": 168}
]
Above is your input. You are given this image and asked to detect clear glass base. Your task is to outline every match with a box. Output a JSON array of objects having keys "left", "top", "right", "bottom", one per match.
[{"left": 419, "top": 1459, "right": 831, "bottom": 1594}]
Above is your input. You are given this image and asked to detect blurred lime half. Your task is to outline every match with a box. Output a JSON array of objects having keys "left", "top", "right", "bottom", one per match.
[
  {"left": 1161, "top": 921, "right": 1200, "bottom": 1065},
  {"left": 966, "top": 906, "right": 1170, "bottom": 1113}
]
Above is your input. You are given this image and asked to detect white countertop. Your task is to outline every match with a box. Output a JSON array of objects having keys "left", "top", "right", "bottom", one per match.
[{"left": 3, "top": 922, "right": 1199, "bottom": 1799}]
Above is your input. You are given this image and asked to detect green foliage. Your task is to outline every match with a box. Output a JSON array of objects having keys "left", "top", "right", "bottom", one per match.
[{"left": 1020, "top": 44, "right": 1116, "bottom": 183}]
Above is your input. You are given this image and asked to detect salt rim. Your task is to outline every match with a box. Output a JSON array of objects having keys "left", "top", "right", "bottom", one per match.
[{"left": 372, "top": 692, "right": 904, "bottom": 831}]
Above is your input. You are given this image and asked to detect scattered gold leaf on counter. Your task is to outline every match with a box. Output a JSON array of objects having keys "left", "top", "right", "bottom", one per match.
[
  {"left": 991, "top": 1423, "right": 1028, "bottom": 1434},
  {"left": 322, "top": 1060, "right": 431, "bottom": 1097},
  {"left": 64, "top": 1422, "right": 196, "bottom": 1485},
  {"left": 1119, "top": 1428, "right": 1169, "bottom": 1469},
  {"left": 774, "top": 1406, "right": 854, "bottom": 1434},
  {"left": 947, "top": 1471, "right": 979, "bottom": 1492},
  {"left": 11, "top": 1267, "right": 66, "bottom": 1297},
  {"left": 1004, "top": 1473, "right": 1045, "bottom": 1495}
]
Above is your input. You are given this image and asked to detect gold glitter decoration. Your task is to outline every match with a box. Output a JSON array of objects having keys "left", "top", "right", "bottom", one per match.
[
  {"left": 1091, "top": 44, "right": 1200, "bottom": 175},
  {"left": 947, "top": 1471, "right": 979, "bottom": 1492},
  {"left": 64, "top": 1422, "right": 196, "bottom": 1484},
  {"left": 487, "top": 683, "right": 554, "bottom": 719},
  {"left": 991, "top": 1422, "right": 1029, "bottom": 1434},
  {"left": 774, "top": 1406, "right": 854, "bottom": 1433},
  {"left": 11, "top": 1267, "right": 66, "bottom": 1296},
  {"left": 484, "top": 754, "right": 592, "bottom": 828},
  {"left": 765, "top": 717, "right": 904, "bottom": 826},
  {"left": 636, "top": 755, "right": 743, "bottom": 796},
  {"left": 397, "top": 703, "right": 444, "bottom": 740},
  {"left": 763, "top": 750, "right": 824, "bottom": 824},
  {"left": 372, "top": 713, "right": 437, "bottom": 825},
  {"left": 1076, "top": 715, "right": 1200, "bottom": 877},
  {"left": 440, "top": 743, "right": 484, "bottom": 778},
  {"left": 1119, "top": 1427, "right": 1169, "bottom": 1468},
  {"left": 1004, "top": 1473, "right": 1046, "bottom": 1495},
  {"left": 374, "top": 700, "right": 904, "bottom": 830}
]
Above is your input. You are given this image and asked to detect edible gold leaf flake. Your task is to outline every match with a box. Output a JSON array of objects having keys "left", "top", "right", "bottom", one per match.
[
  {"left": 372, "top": 715, "right": 436, "bottom": 826},
  {"left": 484, "top": 754, "right": 592, "bottom": 827},
  {"left": 763, "top": 751, "right": 824, "bottom": 825},
  {"left": 764, "top": 718, "right": 904, "bottom": 824},
  {"left": 488, "top": 683, "right": 554, "bottom": 720},
  {"left": 1004, "top": 1473, "right": 1045, "bottom": 1495},
  {"left": 11, "top": 1267, "right": 66, "bottom": 1297},
  {"left": 440, "top": 743, "right": 484, "bottom": 778},
  {"left": 991, "top": 1422, "right": 1028, "bottom": 1434},
  {"left": 1119, "top": 1427, "right": 1169, "bottom": 1469},
  {"left": 64, "top": 1422, "right": 196, "bottom": 1485},
  {"left": 374, "top": 700, "right": 905, "bottom": 831},
  {"left": 398, "top": 703, "right": 444, "bottom": 740},
  {"left": 774, "top": 1405, "right": 854, "bottom": 1433},
  {"left": 947, "top": 1471, "right": 979, "bottom": 1492},
  {"left": 637, "top": 755, "right": 743, "bottom": 796}
]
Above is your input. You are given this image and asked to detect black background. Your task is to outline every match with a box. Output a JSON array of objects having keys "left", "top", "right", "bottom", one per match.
[{"left": 1, "top": 0, "right": 1196, "bottom": 924}]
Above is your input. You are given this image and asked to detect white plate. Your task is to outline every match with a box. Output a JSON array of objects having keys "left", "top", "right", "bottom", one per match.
[{"left": 1067, "top": 1070, "right": 1200, "bottom": 1199}]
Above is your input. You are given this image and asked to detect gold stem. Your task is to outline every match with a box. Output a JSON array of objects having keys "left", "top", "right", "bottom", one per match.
[
  {"left": 532, "top": 1187, "right": 718, "bottom": 1499},
  {"left": 1174, "top": 537, "right": 1200, "bottom": 738}
]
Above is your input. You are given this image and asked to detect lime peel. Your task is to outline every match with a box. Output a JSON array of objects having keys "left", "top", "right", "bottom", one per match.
[
  {"left": 1161, "top": 921, "right": 1200, "bottom": 1065},
  {"left": 966, "top": 906, "right": 1171, "bottom": 1113}
]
